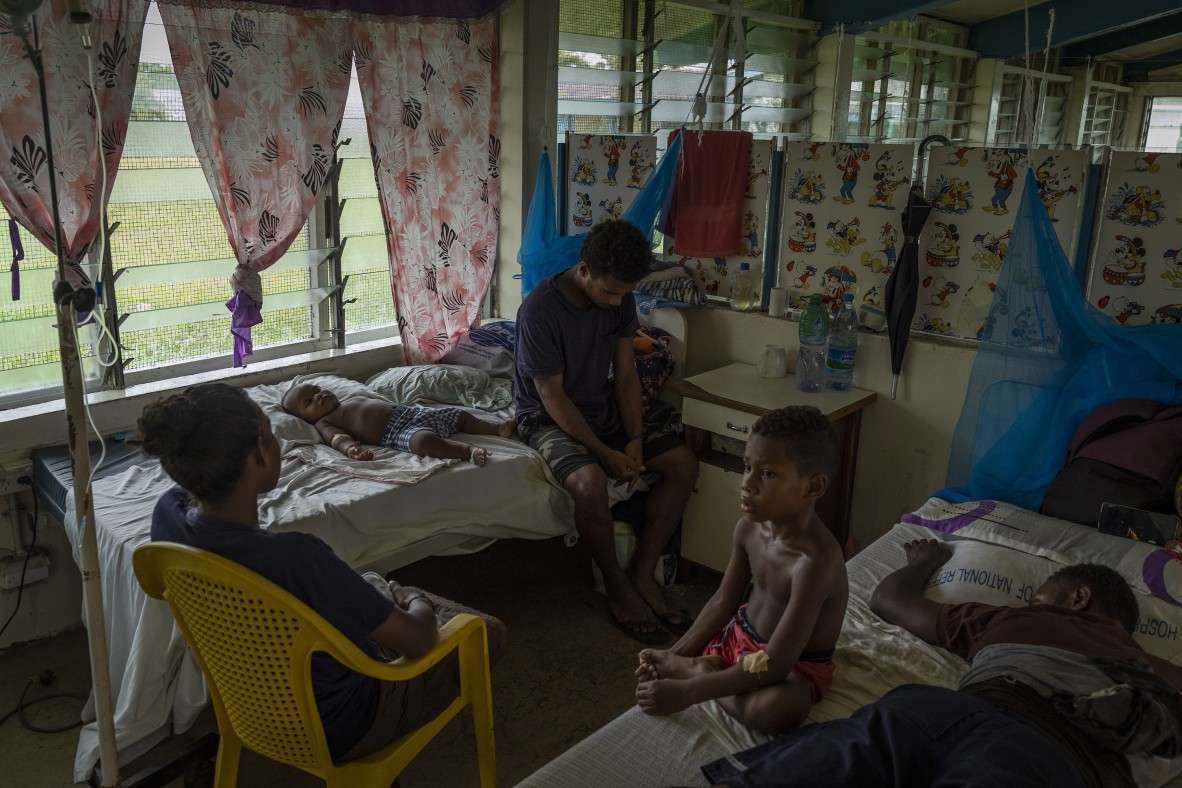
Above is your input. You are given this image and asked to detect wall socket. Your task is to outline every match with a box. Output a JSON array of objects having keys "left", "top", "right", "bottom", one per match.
[{"left": 0, "top": 549, "right": 50, "bottom": 591}]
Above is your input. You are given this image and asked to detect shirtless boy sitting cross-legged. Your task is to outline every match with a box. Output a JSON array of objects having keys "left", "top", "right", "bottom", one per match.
[{"left": 635, "top": 405, "right": 849, "bottom": 734}]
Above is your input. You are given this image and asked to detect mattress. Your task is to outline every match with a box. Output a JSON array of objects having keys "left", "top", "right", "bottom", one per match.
[
  {"left": 30, "top": 437, "right": 152, "bottom": 525},
  {"left": 63, "top": 424, "right": 575, "bottom": 782},
  {"left": 516, "top": 498, "right": 1182, "bottom": 788}
]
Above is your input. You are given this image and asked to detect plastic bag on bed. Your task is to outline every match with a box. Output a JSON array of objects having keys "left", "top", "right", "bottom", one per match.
[{"left": 940, "top": 169, "right": 1182, "bottom": 511}]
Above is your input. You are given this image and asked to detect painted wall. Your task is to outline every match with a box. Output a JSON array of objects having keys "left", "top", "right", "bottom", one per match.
[{"left": 680, "top": 307, "right": 976, "bottom": 546}]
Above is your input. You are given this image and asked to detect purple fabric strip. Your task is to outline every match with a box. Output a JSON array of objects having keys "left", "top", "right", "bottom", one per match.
[
  {"left": 900, "top": 500, "right": 998, "bottom": 533},
  {"left": 238, "top": 0, "right": 510, "bottom": 17},
  {"left": 8, "top": 218, "right": 23, "bottom": 301},
  {"left": 1143, "top": 550, "right": 1182, "bottom": 608},
  {"left": 226, "top": 290, "right": 263, "bottom": 368}
]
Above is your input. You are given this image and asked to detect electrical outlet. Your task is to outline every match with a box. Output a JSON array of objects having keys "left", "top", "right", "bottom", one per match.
[
  {"left": 0, "top": 459, "right": 33, "bottom": 497},
  {"left": 0, "top": 549, "right": 50, "bottom": 591}
]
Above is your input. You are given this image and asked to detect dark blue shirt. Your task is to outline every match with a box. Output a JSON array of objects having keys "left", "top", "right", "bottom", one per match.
[
  {"left": 151, "top": 488, "right": 394, "bottom": 760},
  {"left": 514, "top": 271, "right": 639, "bottom": 436}
]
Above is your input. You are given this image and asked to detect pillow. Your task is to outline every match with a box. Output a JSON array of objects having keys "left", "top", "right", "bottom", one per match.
[
  {"left": 440, "top": 320, "right": 517, "bottom": 378},
  {"left": 246, "top": 374, "right": 387, "bottom": 455},
  {"left": 908, "top": 499, "right": 1182, "bottom": 664},
  {"left": 366, "top": 364, "right": 513, "bottom": 411}
]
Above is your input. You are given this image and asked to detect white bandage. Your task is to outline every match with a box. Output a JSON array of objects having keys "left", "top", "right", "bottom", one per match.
[
  {"left": 330, "top": 433, "right": 349, "bottom": 450},
  {"left": 741, "top": 650, "right": 769, "bottom": 674}
]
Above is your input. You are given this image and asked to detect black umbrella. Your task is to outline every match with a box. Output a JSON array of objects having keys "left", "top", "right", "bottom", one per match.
[{"left": 884, "top": 135, "right": 945, "bottom": 400}]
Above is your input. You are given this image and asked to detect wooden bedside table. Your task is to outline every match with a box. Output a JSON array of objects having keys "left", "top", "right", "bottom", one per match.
[{"left": 672, "top": 362, "right": 877, "bottom": 571}]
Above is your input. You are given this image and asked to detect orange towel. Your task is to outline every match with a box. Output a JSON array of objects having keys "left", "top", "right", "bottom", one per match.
[{"left": 660, "top": 129, "right": 753, "bottom": 258}]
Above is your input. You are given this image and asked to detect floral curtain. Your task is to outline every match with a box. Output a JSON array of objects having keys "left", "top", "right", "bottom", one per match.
[
  {"left": 351, "top": 14, "right": 500, "bottom": 362},
  {"left": 0, "top": 0, "right": 148, "bottom": 301},
  {"left": 158, "top": 1, "right": 352, "bottom": 366}
]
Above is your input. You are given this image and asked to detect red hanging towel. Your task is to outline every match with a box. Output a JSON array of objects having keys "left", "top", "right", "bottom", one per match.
[{"left": 659, "top": 129, "right": 753, "bottom": 258}]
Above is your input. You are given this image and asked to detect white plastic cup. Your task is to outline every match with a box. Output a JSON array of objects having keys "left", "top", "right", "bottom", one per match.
[{"left": 768, "top": 286, "right": 789, "bottom": 317}]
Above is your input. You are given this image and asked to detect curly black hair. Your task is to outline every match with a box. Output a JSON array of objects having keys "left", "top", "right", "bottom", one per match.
[
  {"left": 130, "top": 382, "right": 263, "bottom": 503},
  {"left": 579, "top": 219, "right": 652, "bottom": 283},
  {"left": 751, "top": 405, "right": 839, "bottom": 478},
  {"left": 1044, "top": 564, "right": 1139, "bottom": 632}
]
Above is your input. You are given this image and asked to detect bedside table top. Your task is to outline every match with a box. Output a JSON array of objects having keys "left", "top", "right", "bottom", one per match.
[{"left": 675, "top": 362, "right": 877, "bottom": 420}]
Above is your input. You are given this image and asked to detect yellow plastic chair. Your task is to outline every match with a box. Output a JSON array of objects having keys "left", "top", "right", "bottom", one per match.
[{"left": 133, "top": 542, "right": 496, "bottom": 787}]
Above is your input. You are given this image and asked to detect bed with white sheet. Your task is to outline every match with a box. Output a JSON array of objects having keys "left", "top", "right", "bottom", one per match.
[
  {"left": 516, "top": 497, "right": 1182, "bottom": 788},
  {"left": 58, "top": 307, "right": 692, "bottom": 781},
  {"left": 59, "top": 371, "right": 577, "bottom": 781}
]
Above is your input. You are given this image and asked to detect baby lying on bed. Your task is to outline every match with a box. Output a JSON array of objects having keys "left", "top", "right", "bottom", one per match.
[
  {"left": 282, "top": 382, "right": 516, "bottom": 466},
  {"left": 635, "top": 406, "right": 849, "bottom": 734}
]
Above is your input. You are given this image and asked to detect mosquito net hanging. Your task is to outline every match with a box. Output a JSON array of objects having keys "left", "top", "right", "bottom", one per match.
[
  {"left": 518, "top": 132, "right": 682, "bottom": 295},
  {"left": 939, "top": 168, "right": 1182, "bottom": 511}
]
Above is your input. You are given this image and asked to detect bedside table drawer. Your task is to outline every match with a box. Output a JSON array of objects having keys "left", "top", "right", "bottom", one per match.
[{"left": 683, "top": 399, "right": 759, "bottom": 442}]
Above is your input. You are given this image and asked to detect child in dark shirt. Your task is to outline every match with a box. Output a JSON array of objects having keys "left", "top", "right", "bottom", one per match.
[
  {"left": 282, "top": 381, "right": 516, "bottom": 466},
  {"left": 133, "top": 382, "right": 506, "bottom": 761}
]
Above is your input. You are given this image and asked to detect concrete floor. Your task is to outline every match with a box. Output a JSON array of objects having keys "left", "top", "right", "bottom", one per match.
[{"left": 0, "top": 536, "right": 717, "bottom": 787}]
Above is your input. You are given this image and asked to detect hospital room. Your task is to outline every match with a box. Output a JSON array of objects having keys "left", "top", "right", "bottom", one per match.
[{"left": 2, "top": 0, "right": 1182, "bottom": 785}]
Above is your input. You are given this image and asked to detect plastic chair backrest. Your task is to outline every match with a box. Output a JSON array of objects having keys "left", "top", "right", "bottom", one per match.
[{"left": 134, "top": 542, "right": 345, "bottom": 769}]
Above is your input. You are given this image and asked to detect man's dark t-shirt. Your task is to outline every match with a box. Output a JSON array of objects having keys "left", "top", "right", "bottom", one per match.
[{"left": 514, "top": 270, "right": 639, "bottom": 435}]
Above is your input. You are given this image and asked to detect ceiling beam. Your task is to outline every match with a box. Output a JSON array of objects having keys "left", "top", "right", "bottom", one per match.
[
  {"left": 968, "top": 0, "right": 1180, "bottom": 59},
  {"left": 1060, "top": 12, "right": 1182, "bottom": 59},
  {"left": 801, "top": 0, "right": 955, "bottom": 36},
  {"left": 1122, "top": 48, "right": 1182, "bottom": 79}
]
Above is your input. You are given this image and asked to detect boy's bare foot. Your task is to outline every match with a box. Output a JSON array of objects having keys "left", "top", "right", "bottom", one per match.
[
  {"left": 497, "top": 418, "right": 517, "bottom": 439},
  {"left": 637, "top": 649, "right": 721, "bottom": 680},
  {"left": 469, "top": 446, "right": 490, "bottom": 466}
]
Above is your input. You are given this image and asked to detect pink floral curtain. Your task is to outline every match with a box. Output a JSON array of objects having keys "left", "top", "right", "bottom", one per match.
[
  {"left": 0, "top": 0, "right": 148, "bottom": 300},
  {"left": 157, "top": 1, "right": 352, "bottom": 366},
  {"left": 351, "top": 15, "right": 500, "bottom": 363}
]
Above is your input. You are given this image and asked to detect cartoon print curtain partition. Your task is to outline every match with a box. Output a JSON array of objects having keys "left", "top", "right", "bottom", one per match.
[
  {"left": 914, "top": 146, "right": 1087, "bottom": 341},
  {"left": 353, "top": 16, "right": 499, "bottom": 363},
  {"left": 778, "top": 142, "right": 916, "bottom": 315},
  {"left": 0, "top": 0, "right": 148, "bottom": 299},
  {"left": 565, "top": 132, "right": 655, "bottom": 235},
  {"left": 1086, "top": 151, "right": 1182, "bottom": 327},
  {"left": 158, "top": 2, "right": 352, "bottom": 366},
  {"left": 670, "top": 138, "right": 772, "bottom": 302}
]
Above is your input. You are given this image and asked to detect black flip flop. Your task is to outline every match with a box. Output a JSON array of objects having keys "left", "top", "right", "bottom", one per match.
[
  {"left": 657, "top": 611, "right": 693, "bottom": 635},
  {"left": 610, "top": 615, "right": 671, "bottom": 645}
]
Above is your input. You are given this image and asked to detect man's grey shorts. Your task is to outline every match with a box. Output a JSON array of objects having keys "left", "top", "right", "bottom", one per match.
[{"left": 517, "top": 412, "right": 684, "bottom": 483}]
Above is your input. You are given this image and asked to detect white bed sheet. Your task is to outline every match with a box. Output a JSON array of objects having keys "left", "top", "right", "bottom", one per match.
[
  {"left": 64, "top": 431, "right": 573, "bottom": 782},
  {"left": 516, "top": 499, "right": 1182, "bottom": 788}
]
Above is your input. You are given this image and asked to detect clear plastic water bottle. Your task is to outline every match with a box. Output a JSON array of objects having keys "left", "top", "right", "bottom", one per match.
[
  {"left": 826, "top": 293, "right": 859, "bottom": 391},
  {"left": 795, "top": 293, "right": 829, "bottom": 392},
  {"left": 730, "top": 262, "right": 756, "bottom": 312}
]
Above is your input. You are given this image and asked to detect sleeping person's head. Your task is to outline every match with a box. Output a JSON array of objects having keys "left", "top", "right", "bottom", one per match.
[
  {"left": 133, "top": 382, "right": 280, "bottom": 503},
  {"left": 281, "top": 382, "right": 341, "bottom": 423},
  {"left": 1031, "top": 563, "right": 1139, "bottom": 632}
]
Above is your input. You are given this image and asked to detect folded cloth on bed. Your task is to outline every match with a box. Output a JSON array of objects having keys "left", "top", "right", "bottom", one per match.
[
  {"left": 635, "top": 274, "right": 705, "bottom": 306},
  {"left": 365, "top": 364, "right": 513, "bottom": 411},
  {"left": 287, "top": 443, "right": 458, "bottom": 485}
]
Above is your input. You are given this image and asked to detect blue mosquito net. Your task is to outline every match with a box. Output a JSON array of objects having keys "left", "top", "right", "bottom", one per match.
[
  {"left": 939, "top": 167, "right": 1182, "bottom": 511},
  {"left": 518, "top": 131, "right": 683, "bottom": 295}
]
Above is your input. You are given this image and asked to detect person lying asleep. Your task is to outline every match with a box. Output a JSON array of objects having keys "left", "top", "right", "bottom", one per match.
[
  {"left": 635, "top": 406, "right": 849, "bottom": 734},
  {"left": 282, "top": 381, "right": 516, "bottom": 466}
]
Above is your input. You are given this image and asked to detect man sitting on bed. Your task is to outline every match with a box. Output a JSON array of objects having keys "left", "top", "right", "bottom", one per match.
[
  {"left": 282, "top": 381, "right": 515, "bottom": 466},
  {"left": 514, "top": 219, "right": 699, "bottom": 645},
  {"left": 634, "top": 406, "right": 848, "bottom": 734},
  {"left": 701, "top": 540, "right": 1182, "bottom": 788}
]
